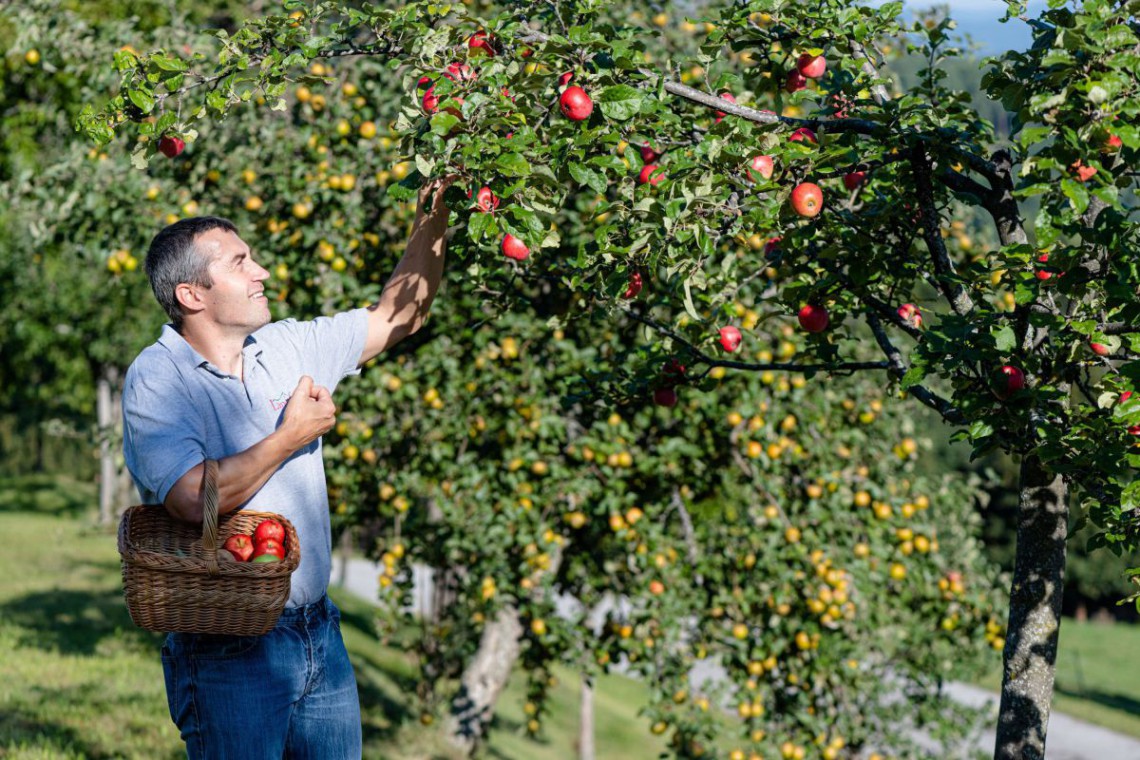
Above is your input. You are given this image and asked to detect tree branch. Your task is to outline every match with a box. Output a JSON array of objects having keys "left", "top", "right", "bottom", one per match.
[
  {"left": 911, "top": 143, "right": 975, "bottom": 316},
  {"left": 865, "top": 310, "right": 966, "bottom": 425}
]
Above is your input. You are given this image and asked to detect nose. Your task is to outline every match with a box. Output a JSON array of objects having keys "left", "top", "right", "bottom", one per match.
[{"left": 252, "top": 261, "right": 270, "bottom": 281}]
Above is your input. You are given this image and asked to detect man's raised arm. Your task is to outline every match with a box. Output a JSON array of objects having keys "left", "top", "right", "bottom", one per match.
[{"left": 358, "top": 177, "right": 456, "bottom": 366}]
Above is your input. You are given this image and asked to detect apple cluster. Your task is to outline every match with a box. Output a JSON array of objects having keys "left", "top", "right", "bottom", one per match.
[{"left": 221, "top": 518, "right": 288, "bottom": 564}]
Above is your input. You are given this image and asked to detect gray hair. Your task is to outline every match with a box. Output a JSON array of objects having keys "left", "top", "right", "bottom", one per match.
[{"left": 144, "top": 216, "right": 237, "bottom": 328}]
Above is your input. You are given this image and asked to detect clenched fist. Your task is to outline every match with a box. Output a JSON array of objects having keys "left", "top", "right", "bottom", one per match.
[{"left": 280, "top": 375, "right": 336, "bottom": 451}]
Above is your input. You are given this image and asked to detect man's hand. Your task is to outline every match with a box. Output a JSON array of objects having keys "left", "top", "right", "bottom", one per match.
[
  {"left": 415, "top": 174, "right": 460, "bottom": 227},
  {"left": 279, "top": 375, "right": 336, "bottom": 451}
]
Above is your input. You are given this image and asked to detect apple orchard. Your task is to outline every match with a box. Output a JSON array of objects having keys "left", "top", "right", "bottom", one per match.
[{"left": 6, "top": 0, "right": 1134, "bottom": 758}]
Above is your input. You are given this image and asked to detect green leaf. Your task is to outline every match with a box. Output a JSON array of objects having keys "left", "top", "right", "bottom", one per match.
[
  {"left": 1060, "top": 178, "right": 1089, "bottom": 214},
  {"left": 568, "top": 163, "right": 606, "bottom": 194},
  {"left": 991, "top": 324, "right": 1017, "bottom": 352},
  {"left": 495, "top": 152, "right": 532, "bottom": 178},
  {"left": 128, "top": 89, "right": 155, "bottom": 115},
  {"left": 682, "top": 279, "right": 700, "bottom": 322},
  {"left": 429, "top": 112, "right": 460, "bottom": 137},
  {"left": 596, "top": 85, "right": 643, "bottom": 121}
]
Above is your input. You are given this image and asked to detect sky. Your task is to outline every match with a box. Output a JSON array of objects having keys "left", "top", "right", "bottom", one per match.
[{"left": 878, "top": 0, "right": 1051, "bottom": 54}]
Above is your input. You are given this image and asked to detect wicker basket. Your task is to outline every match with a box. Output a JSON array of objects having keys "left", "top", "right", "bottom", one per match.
[{"left": 117, "top": 460, "right": 301, "bottom": 636}]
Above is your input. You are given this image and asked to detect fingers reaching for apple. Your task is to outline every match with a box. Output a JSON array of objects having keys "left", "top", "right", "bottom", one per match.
[{"left": 417, "top": 174, "right": 461, "bottom": 220}]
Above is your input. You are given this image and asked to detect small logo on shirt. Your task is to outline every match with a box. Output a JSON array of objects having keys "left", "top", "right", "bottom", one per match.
[{"left": 269, "top": 391, "right": 290, "bottom": 411}]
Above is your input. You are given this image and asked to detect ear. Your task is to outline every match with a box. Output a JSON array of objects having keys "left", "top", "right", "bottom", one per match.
[{"left": 174, "top": 282, "right": 207, "bottom": 317}]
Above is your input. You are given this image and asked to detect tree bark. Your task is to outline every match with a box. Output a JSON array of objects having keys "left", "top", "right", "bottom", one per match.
[
  {"left": 97, "top": 366, "right": 117, "bottom": 526},
  {"left": 443, "top": 605, "right": 523, "bottom": 756},
  {"left": 994, "top": 454, "right": 1069, "bottom": 760},
  {"left": 579, "top": 672, "right": 595, "bottom": 760}
]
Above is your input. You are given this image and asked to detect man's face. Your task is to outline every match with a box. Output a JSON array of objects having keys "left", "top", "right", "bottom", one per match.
[{"left": 192, "top": 227, "right": 271, "bottom": 334}]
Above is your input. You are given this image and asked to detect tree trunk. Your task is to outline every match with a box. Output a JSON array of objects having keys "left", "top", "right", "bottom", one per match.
[
  {"left": 443, "top": 605, "right": 523, "bottom": 756},
  {"left": 97, "top": 366, "right": 117, "bottom": 526},
  {"left": 579, "top": 672, "right": 595, "bottom": 760},
  {"left": 993, "top": 454, "right": 1069, "bottom": 760}
]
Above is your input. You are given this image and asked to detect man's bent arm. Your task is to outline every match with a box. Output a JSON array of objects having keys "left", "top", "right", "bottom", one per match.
[
  {"left": 163, "top": 376, "right": 336, "bottom": 523},
  {"left": 359, "top": 177, "right": 455, "bottom": 365},
  {"left": 163, "top": 431, "right": 296, "bottom": 524}
]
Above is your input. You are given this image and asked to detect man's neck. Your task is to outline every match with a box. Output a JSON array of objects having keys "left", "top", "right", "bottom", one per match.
[{"left": 179, "top": 323, "right": 250, "bottom": 379}]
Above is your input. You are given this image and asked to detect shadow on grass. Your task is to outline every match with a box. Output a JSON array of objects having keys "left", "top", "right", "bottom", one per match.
[
  {"left": 0, "top": 475, "right": 93, "bottom": 517},
  {"left": 1055, "top": 683, "right": 1140, "bottom": 718},
  {"left": 0, "top": 583, "right": 163, "bottom": 655},
  {"left": 0, "top": 709, "right": 107, "bottom": 759},
  {"left": 0, "top": 685, "right": 182, "bottom": 760}
]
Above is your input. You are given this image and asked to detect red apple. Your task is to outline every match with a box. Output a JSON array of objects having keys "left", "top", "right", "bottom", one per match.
[
  {"left": 763, "top": 236, "right": 782, "bottom": 257},
  {"left": 653, "top": 387, "right": 678, "bottom": 407},
  {"left": 417, "top": 75, "right": 433, "bottom": 91},
  {"left": 994, "top": 365, "right": 1025, "bottom": 400},
  {"left": 1070, "top": 160, "right": 1097, "bottom": 183},
  {"left": 785, "top": 69, "right": 807, "bottom": 93},
  {"left": 474, "top": 186, "right": 499, "bottom": 213},
  {"left": 622, "top": 271, "right": 643, "bottom": 299},
  {"left": 502, "top": 233, "right": 530, "bottom": 260},
  {"left": 1129, "top": 425, "right": 1140, "bottom": 436},
  {"left": 796, "top": 53, "right": 827, "bottom": 79},
  {"left": 222, "top": 533, "right": 254, "bottom": 562},
  {"left": 1089, "top": 342, "right": 1111, "bottom": 356},
  {"left": 715, "top": 92, "right": 736, "bottom": 123},
  {"left": 640, "top": 143, "right": 661, "bottom": 163},
  {"left": 798, "top": 304, "right": 829, "bottom": 333},
  {"left": 1104, "top": 133, "right": 1123, "bottom": 152},
  {"left": 1121, "top": 391, "right": 1133, "bottom": 404},
  {"left": 662, "top": 358, "right": 687, "bottom": 384},
  {"left": 254, "top": 519, "right": 285, "bottom": 545},
  {"left": 158, "top": 136, "right": 184, "bottom": 158},
  {"left": 897, "top": 303, "right": 922, "bottom": 329},
  {"left": 843, "top": 171, "right": 867, "bottom": 191},
  {"left": 1035, "top": 253, "right": 1063, "bottom": 281},
  {"left": 559, "top": 86, "right": 593, "bottom": 121},
  {"left": 253, "top": 538, "right": 286, "bottom": 561},
  {"left": 789, "top": 127, "right": 817, "bottom": 145},
  {"left": 422, "top": 86, "right": 439, "bottom": 114},
  {"left": 558, "top": 71, "right": 574, "bottom": 87},
  {"left": 790, "top": 182, "right": 824, "bottom": 218},
  {"left": 637, "top": 164, "right": 665, "bottom": 186},
  {"left": 747, "top": 155, "right": 774, "bottom": 182},
  {"left": 444, "top": 62, "right": 476, "bottom": 83},
  {"left": 719, "top": 326, "right": 743, "bottom": 353},
  {"left": 468, "top": 31, "right": 495, "bottom": 57}
]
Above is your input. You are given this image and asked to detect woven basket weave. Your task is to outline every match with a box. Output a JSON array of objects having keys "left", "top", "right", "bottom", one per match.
[{"left": 117, "top": 460, "right": 300, "bottom": 636}]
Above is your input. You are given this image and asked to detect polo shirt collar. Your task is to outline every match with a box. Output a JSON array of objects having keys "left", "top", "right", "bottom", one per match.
[{"left": 156, "top": 324, "right": 264, "bottom": 376}]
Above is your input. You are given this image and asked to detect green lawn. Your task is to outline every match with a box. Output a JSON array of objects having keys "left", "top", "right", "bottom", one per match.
[
  {"left": 976, "top": 614, "right": 1140, "bottom": 739},
  {"left": 0, "top": 475, "right": 665, "bottom": 759}
]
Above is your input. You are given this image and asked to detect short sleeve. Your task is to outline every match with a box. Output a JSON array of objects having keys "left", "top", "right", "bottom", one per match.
[
  {"left": 122, "top": 360, "right": 207, "bottom": 505},
  {"left": 257, "top": 308, "right": 369, "bottom": 390}
]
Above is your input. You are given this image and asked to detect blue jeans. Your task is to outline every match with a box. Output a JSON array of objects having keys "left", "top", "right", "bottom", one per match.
[{"left": 161, "top": 595, "right": 362, "bottom": 759}]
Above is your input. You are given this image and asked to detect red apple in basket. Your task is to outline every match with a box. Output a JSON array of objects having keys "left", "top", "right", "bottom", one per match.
[
  {"left": 254, "top": 518, "right": 285, "bottom": 545},
  {"left": 253, "top": 538, "right": 286, "bottom": 561},
  {"left": 222, "top": 533, "right": 254, "bottom": 562}
]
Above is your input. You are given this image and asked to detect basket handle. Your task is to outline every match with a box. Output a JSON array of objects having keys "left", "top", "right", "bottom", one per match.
[{"left": 202, "top": 459, "right": 221, "bottom": 577}]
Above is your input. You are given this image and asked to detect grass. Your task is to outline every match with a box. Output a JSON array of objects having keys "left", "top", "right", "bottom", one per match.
[
  {"left": 0, "top": 475, "right": 665, "bottom": 759},
  {"left": 976, "top": 615, "right": 1140, "bottom": 739}
]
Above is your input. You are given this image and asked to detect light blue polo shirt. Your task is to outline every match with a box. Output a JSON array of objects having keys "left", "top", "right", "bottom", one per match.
[{"left": 122, "top": 309, "right": 369, "bottom": 608}]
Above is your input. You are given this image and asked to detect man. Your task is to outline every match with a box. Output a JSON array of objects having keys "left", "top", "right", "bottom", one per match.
[{"left": 123, "top": 177, "right": 453, "bottom": 759}]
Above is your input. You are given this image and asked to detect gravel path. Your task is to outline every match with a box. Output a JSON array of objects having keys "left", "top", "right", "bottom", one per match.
[{"left": 334, "top": 555, "right": 1140, "bottom": 760}]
